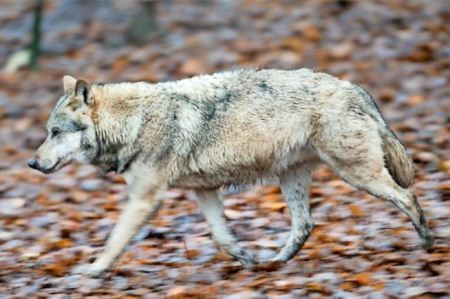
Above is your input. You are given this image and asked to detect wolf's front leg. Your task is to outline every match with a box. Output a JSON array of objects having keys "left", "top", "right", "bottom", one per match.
[
  {"left": 195, "top": 189, "right": 257, "bottom": 265},
  {"left": 74, "top": 169, "right": 165, "bottom": 277}
]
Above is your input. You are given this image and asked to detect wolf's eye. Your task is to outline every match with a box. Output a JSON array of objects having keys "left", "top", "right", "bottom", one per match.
[{"left": 51, "top": 128, "right": 61, "bottom": 138}]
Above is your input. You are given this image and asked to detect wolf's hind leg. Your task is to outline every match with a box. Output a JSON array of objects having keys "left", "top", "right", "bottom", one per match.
[
  {"left": 195, "top": 189, "right": 257, "bottom": 265},
  {"left": 319, "top": 150, "right": 434, "bottom": 249},
  {"left": 273, "top": 167, "right": 314, "bottom": 262}
]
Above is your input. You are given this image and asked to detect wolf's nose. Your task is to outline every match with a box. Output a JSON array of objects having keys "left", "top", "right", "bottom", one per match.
[{"left": 27, "top": 159, "right": 38, "bottom": 170}]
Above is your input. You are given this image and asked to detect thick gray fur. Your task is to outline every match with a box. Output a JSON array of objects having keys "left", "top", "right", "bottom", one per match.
[{"left": 29, "top": 69, "right": 434, "bottom": 276}]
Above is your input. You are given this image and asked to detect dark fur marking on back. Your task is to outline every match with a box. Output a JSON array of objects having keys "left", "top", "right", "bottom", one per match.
[
  {"left": 258, "top": 81, "right": 273, "bottom": 93},
  {"left": 347, "top": 102, "right": 366, "bottom": 117},
  {"left": 219, "top": 91, "right": 232, "bottom": 104},
  {"left": 356, "top": 86, "right": 387, "bottom": 123},
  {"left": 358, "top": 86, "right": 382, "bottom": 114},
  {"left": 203, "top": 103, "right": 216, "bottom": 121},
  {"left": 258, "top": 81, "right": 269, "bottom": 90},
  {"left": 214, "top": 90, "right": 234, "bottom": 113}
]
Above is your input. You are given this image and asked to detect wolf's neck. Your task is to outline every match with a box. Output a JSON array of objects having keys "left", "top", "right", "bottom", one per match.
[
  {"left": 93, "top": 82, "right": 157, "bottom": 104},
  {"left": 91, "top": 82, "right": 156, "bottom": 165}
]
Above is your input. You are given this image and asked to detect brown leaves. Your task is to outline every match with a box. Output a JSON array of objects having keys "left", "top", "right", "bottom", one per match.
[
  {"left": 348, "top": 204, "right": 364, "bottom": 218},
  {"left": 39, "top": 251, "right": 83, "bottom": 277},
  {"left": 306, "top": 281, "right": 332, "bottom": 295},
  {"left": 47, "top": 238, "right": 74, "bottom": 251},
  {"left": 167, "top": 286, "right": 217, "bottom": 299},
  {"left": 352, "top": 272, "right": 372, "bottom": 286},
  {"left": 0, "top": 0, "right": 449, "bottom": 298},
  {"left": 40, "top": 262, "right": 69, "bottom": 276},
  {"left": 301, "top": 24, "right": 322, "bottom": 42},
  {"left": 179, "top": 59, "right": 212, "bottom": 77}
]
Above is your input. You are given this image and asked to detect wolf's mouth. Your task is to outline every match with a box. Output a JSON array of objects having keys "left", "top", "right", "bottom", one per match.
[{"left": 41, "top": 159, "right": 61, "bottom": 174}]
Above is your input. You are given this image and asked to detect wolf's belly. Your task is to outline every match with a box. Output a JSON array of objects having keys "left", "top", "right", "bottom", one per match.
[
  {"left": 170, "top": 146, "right": 319, "bottom": 189},
  {"left": 171, "top": 166, "right": 276, "bottom": 189}
]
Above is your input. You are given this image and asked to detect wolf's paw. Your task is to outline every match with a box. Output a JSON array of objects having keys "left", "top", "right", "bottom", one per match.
[
  {"left": 271, "top": 251, "right": 295, "bottom": 263},
  {"left": 241, "top": 256, "right": 258, "bottom": 266},
  {"left": 271, "top": 255, "right": 290, "bottom": 263},
  {"left": 234, "top": 250, "right": 258, "bottom": 266},
  {"left": 71, "top": 263, "right": 108, "bottom": 277},
  {"left": 421, "top": 232, "right": 435, "bottom": 250}
]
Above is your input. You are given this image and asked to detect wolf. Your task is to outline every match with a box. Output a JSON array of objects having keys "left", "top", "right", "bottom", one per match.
[{"left": 28, "top": 69, "right": 434, "bottom": 276}]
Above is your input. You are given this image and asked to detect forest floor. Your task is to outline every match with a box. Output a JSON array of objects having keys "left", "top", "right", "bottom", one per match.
[{"left": 0, "top": 1, "right": 449, "bottom": 298}]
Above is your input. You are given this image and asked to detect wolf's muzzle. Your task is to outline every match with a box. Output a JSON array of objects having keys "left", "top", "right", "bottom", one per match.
[
  {"left": 27, "top": 159, "right": 39, "bottom": 170},
  {"left": 28, "top": 158, "right": 61, "bottom": 173}
]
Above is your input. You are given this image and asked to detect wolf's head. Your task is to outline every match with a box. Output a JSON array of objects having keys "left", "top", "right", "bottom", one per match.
[{"left": 28, "top": 76, "right": 99, "bottom": 173}]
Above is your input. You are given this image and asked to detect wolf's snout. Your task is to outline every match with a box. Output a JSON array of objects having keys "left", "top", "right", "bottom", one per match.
[
  {"left": 28, "top": 156, "right": 61, "bottom": 173},
  {"left": 27, "top": 159, "right": 39, "bottom": 170}
]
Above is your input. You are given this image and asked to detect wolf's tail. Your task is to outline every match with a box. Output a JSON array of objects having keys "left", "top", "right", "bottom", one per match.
[
  {"left": 357, "top": 87, "right": 415, "bottom": 188},
  {"left": 379, "top": 128, "right": 414, "bottom": 188}
]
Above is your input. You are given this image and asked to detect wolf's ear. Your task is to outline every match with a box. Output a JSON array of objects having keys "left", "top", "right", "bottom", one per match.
[
  {"left": 63, "top": 75, "right": 77, "bottom": 92},
  {"left": 75, "top": 79, "right": 93, "bottom": 106}
]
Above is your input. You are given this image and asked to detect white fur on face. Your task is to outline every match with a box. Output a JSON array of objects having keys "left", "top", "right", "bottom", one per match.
[
  {"left": 53, "top": 131, "right": 82, "bottom": 160},
  {"left": 35, "top": 131, "right": 84, "bottom": 171}
]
